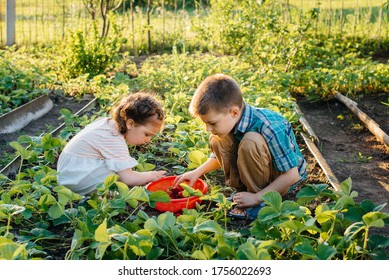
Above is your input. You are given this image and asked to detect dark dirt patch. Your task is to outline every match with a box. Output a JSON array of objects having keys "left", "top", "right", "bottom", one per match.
[
  {"left": 356, "top": 92, "right": 389, "bottom": 133},
  {"left": 0, "top": 92, "right": 94, "bottom": 170},
  {"left": 297, "top": 93, "right": 389, "bottom": 237}
]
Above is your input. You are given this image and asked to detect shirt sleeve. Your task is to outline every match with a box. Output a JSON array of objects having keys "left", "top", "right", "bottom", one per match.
[
  {"left": 94, "top": 131, "right": 139, "bottom": 172},
  {"left": 105, "top": 158, "right": 138, "bottom": 172}
]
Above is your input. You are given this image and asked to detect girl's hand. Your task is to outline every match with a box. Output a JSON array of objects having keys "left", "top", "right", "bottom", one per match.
[
  {"left": 174, "top": 170, "right": 201, "bottom": 187},
  {"left": 149, "top": 170, "right": 167, "bottom": 182}
]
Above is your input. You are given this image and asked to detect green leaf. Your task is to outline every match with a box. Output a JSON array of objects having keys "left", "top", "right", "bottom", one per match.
[
  {"left": 316, "top": 210, "right": 338, "bottom": 224},
  {"left": 280, "top": 200, "right": 301, "bottom": 215},
  {"left": 334, "top": 195, "right": 355, "bottom": 210},
  {"left": 180, "top": 183, "right": 203, "bottom": 197},
  {"left": 103, "top": 174, "right": 120, "bottom": 189},
  {"left": 116, "top": 182, "right": 129, "bottom": 198},
  {"left": 17, "top": 135, "right": 32, "bottom": 144},
  {"left": 237, "top": 242, "right": 258, "bottom": 260},
  {"left": 192, "top": 250, "right": 208, "bottom": 260},
  {"left": 261, "top": 191, "right": 282, "bottom": 210},
  {"left": 188, "top": 150, "right": 207, "bottom": 169},
  {"left": 157, "top": 212, "right": 176, "bottom": 230},
  {"left": 0, "top": 174, "right": 9, "bottom": 184},
  {"left": 344, "top": 222, "right": 366, "bottom": 241},
  {"left": 128, "top": 186, "right": 149, "bottom": 203},
  {"left": 70, "top": 229, "right": 83, "bottom": 251},
  {"left": 362, "top": 212, "right": 388, "bottom": 228},
  {"left": 54, "top": 187, "right": 72, "bottom": 205},
  {"left": 30, "top": 228, "right": 55, "bottom": 238},
  {"left": 146, "top": 247, "right": 164, "bottom": 260},
  {"left": 277, "top": 220, "right": 304, "bottom": 232},
  {"left": 95, "top": 219, "right": 110, "bottom": 243},
  {"left": 125, "top": 198, "right": 138, "bottom": 209},
  {"left": 149, "top": 190, "right": 171, "bottom": 203},
  {"left": 294, "top": 243, "right": 317, "bottom": 259},
  {"left": 193, "top": 220, "right": 223, "bottom": 235},
  {"left": 339, "top": 177, "right": 352, "bottom": 195},
  {"left": 144, "top": 218, "right": 160, "bottom": 233},
  {"left": 136, "top": 210, "right": 150, "bottom": 222},
  {"left": 48, "top": 204, "right": 63, "bottom": 219},
  {"left": 296, "top": 186, "right": 318, "bottom": 199},
  {"left": 143, "top": 163, "right": 156, "bottom": 171},
  {"left": 257, "top": 206, "right": 280, "bottom": 221},
  {"left": 96, "top": 242, "right": 110, "bottom": 260},
  {"left": 317, "top": 243, "right": 336, "bottom": 260},
  {"left": 9, "top": 141, "right": 32, "bottom": 159},
  {"left": 0, "top": 204, "right": 25, "bottom": 216},
  {"left": 87, "top": 200, "right": 98, "bottom": 209},
  {"left": 0, "top": 237, "right": 28, "bottom": 260},
  {"left": 129, "top": 229, "right": 153, "bottom": 257},
  {"left": 40, "top": 175, "right": 58, "bottom": 185},
  {"left": 110, "top": 199, "right": 126, "bottom": 209}
]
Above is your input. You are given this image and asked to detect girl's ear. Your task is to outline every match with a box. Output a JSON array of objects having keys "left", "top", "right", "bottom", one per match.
[{"left": 126, "top": 119, "right": 135, "bottom": 130}]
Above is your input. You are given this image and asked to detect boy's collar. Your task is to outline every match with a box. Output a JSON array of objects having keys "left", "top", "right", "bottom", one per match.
[{"left": 234, "top": 102, "right": 252, "bottom": 134}]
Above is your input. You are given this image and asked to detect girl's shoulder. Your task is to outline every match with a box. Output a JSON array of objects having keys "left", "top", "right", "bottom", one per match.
[{"left": 88, "top": 117, "right": 116, "bottom": 131}]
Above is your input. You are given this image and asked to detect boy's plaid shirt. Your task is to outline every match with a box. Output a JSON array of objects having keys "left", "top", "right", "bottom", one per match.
[{"left": 234, "top": 102, "right": 307, "bottom": 181}]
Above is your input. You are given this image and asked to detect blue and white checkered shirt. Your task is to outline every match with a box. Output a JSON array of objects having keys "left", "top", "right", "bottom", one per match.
[{"left": 234, "top": 102, "right": 307, "bottom": 181}]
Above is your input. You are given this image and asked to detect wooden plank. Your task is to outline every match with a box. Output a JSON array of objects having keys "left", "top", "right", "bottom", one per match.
[
  {"left": 300, "top": 131, "right": 341, "bottom": 191},
  {"left": 335, "top": 92, "right": 389, "bottom": 147},
  {"left": 296, "top": 105, "right": 320, "bottom": 147},
  {"left": 0, "top": 94, "right": 53, "bottom": 134}
]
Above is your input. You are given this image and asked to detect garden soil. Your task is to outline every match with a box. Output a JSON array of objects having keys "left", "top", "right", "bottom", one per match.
[{"left": 297, "top": 92, "right": 389, "bottom": 238}]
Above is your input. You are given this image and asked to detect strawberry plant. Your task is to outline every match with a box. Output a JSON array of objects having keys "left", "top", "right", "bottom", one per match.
[
  {"left": 1, "top": 1, "right": 389, "bottom": 260},
  {"left": 0, "top": 50, "right": 52, "bottom": 115}
]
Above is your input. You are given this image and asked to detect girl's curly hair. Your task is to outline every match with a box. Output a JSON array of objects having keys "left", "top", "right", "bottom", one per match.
[{"left": 111, "top": 92, "right": 164, "bottom": 134}]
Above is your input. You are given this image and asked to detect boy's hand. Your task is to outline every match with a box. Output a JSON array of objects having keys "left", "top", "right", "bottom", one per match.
[
  {"left": 174, "top": 170, "right": 201, "bottom": 187},
  {"left": 233, "top": 191, "right": 262, "bottom": 208}
]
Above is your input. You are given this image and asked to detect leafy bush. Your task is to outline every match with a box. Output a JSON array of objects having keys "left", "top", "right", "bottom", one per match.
[{"left": 61, "top": 22, "right": 126, "bottom": 79}]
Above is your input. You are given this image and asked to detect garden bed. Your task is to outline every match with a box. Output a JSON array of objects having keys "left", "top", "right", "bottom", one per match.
[
  {"left": 0, "top": 92, "right": 95, "bottom": 170},
  {"left": 297, "top": 93, "right": 389, "bottom": 238}
]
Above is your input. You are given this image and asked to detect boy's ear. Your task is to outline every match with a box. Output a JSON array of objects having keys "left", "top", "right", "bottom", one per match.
[
  {"left": 126, "top": 119, "right": 135, "bottom": 129},
  {"left": 230, "top": 106, "right": 240, "bottom": 118}
]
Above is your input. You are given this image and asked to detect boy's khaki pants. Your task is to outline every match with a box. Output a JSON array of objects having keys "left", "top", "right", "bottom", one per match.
[{"left": 210, "top": 132, "right": 280, "bottom": 193}]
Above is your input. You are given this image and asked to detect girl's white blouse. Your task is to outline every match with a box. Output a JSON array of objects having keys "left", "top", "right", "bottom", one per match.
[{"left": 57, "top": 118, "right": 138, "bottom": 195}]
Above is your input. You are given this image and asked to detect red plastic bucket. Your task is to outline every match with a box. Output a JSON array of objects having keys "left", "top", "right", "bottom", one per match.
[{"left": 146, "top": 176, "right": 208, "bottom": 213}]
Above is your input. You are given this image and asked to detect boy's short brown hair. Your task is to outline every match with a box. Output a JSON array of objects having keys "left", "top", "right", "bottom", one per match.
[{"left": 189, "top": 74, "right": 243, "bottom": 116}]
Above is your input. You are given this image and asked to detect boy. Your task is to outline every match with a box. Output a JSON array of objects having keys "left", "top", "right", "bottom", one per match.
[{"left": 175, "top": 74, "right": 307, "bottom": 219}]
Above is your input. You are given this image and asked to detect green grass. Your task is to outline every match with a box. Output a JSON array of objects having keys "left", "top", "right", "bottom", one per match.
[
  {"left": 1, "top": 0, "right": 388, "bottom": 48},
  {"left": 286, "top": 0, "right": 389, "bottom": 37},
  {"left": 288, "top": 0, "right": 387, "bottom": 9}
]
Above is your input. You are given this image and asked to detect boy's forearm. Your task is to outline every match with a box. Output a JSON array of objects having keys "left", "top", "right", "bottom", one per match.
[
  {"left": 195, "top": 158, "right": 220, "bottom": 176},
  {"left": 256, "top": 167, "right": 299, "bottom": 202}
]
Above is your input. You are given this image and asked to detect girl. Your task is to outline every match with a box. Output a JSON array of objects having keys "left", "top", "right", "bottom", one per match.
[{"left": 57, "top": 92, "right": 166, "bottom": 195}]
